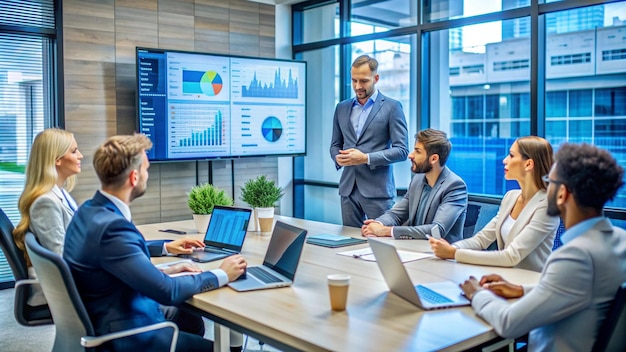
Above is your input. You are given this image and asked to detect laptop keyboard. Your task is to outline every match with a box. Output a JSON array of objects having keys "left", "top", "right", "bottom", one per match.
[
  {"left": 248, "top": 266, "right": 283, "bottom": 283},
  {"left": 416, "top": 285, "right": 453, "bottom": 304}
]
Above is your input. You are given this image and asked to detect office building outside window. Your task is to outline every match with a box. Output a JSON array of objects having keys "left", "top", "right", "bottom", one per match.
[{"left": 293, "top": 0, "right": 625, "bottom": 228}]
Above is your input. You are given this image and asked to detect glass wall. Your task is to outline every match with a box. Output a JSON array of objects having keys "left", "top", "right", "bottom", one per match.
[
  {"left": 431, "top": 18, "right": 531, "bottom": 196},
  {"left": 293, "top": 0, "right": 626, "bottom": 224},
  {"left": 544, "top": 2, "right": 626, "bottom": 208},
  {"left": 0, "top": 1, "right": 58, "bottom": 286}
]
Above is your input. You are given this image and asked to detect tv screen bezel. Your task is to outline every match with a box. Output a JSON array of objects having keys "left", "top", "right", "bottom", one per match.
[{"left": 135, "top": 46, "right": 307, "bottom": 163}]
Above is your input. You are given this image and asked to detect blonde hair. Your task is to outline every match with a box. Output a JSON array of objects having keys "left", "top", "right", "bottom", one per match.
[
  {"left": 516, "top": 136, "right": 554, "bottom": 191},
  {"left": 93, "top": 134, "right": 153, "bottom": 189},
  {"left": 13, "top": 128, "right": 77, "bottom": 265}
]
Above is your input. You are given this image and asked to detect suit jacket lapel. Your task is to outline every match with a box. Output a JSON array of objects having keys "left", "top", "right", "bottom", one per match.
[
  {"left": 408, "top": 175, "right": 424, "bottom": 226},
  {"left": 506, "top": 191, "right": 545, "bottom": 244},
  {"left": 356, "top": 94, "right": 384, "bottom": 143},
  {"left": 343, "top": 102, "right": 358, "bottom": 142},
  {"left": 420, "top": 168, "right": 448, "bottom": 224},
  {"left": 51, "top": 187, "right": 75, "bottom": 216},
  {"left": 495, "top": 192, "right": 517, "bottom": 248}
]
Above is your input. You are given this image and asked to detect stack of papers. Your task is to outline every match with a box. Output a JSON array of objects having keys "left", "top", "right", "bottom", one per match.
[
  {"left": 306, "top": 233, "right": 367, "bottom": 248},
  {"left": 337, "top": 247, "right": 433, "bottom": 263}
]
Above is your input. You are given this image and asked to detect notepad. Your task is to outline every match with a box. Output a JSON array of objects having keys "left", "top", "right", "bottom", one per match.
[
  {"left": 337, "top": 247, "right": 432, "bottom": 263},
  {"left": 306, "top": 233, "right": 367, "bottom": 248}
]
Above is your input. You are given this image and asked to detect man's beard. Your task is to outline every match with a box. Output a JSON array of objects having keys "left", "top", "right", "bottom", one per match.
[
  {"left": 546, "top": 189, "right": 561, "bottom": 217},
  {"left": 130, "top": 179, "right": 146, "bottom": 202},
  {"left": 412, "top": 159, "right": 432, "bottom": 174}
]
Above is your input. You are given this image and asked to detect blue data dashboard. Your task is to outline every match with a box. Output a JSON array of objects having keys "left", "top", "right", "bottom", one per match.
[{"left": 136, "top": 47, "right": 307, "bottom": 161}]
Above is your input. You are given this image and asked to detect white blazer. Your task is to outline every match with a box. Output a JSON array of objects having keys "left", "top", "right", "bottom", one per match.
[
  {"left": 29, "top": 185, "right": 76, "bottom": 255},
  {"left": 453, "top": 189, "right": 559, "bottom": 272},
  {"left": 27, "top": 186, "right": 76, "bottom": 306}
]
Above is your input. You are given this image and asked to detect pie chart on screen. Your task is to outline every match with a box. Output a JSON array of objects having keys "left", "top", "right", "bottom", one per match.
[
  {"left": 200, "top": 71, "right": 223, "bottom": 96},
  {"left": 261, "top": 116, "right": 282, "bottom": 142}
]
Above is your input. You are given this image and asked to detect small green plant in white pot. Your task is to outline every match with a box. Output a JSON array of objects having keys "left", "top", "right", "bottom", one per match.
[
  {"left": 240, "top": 176, "right": 283, "bottom": 235},
  {"left": 188, "top": 183, "right": 233, "bottom": 233}
]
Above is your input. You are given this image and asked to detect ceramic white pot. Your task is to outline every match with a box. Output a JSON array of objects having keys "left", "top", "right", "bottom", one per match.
[{"left": 192, "top": 213, "right": 211, "bottom": 234}]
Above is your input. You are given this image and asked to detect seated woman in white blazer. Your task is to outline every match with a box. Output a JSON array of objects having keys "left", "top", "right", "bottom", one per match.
[
  {"left": 429, "top": 136, "right": 559, "bottom": 272},
  {"left": 13, "top": 128, "right": 83, "bottom": 305}
]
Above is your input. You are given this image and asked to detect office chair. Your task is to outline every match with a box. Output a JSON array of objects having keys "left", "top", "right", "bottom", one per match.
[
  {"left": 463, "top": 203, "right": 481, "bottom": 239},
  {"left": 591, "top": 282, "right": 626, "bottom": 352},
  {"left": 24, "top": 232, "right": 179, "bottom": 352},
  {"left": 0, "top": 208, "right": 52, "bottom": 326},
  {"left": 552, "top": 220, "right": 565, "bottom": 250}
]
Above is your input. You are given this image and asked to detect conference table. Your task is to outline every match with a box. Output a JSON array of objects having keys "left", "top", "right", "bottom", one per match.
[{"left": 140, "top": 215, "right": 541, "bottom": 352}]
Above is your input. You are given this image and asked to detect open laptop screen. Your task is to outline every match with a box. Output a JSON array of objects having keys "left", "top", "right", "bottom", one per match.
[
  {"left": 262, "top": 221, "right": 307, "bottom": 280},
  {"left": 204, "top": 206, "right": 251, "bottom": 251}
]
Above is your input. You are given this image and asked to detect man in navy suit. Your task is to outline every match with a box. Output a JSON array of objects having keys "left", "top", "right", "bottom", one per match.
[
  {"left": 330, "top": 55, "right": 409, "bottom": 227},
  {"left": 64, "top": 134, "right": 247, "bottom": 352},
  {"left": 361, "top": 129, "right": 467, "bottom": 242}
]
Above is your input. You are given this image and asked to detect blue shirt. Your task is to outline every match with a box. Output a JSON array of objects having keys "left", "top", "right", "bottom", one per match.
[
  {"left": 350, "top": 89, "right": 378, "bottom": 138},
  {"left": 561, "top": 216, "right": 604, "bottom": 244}
]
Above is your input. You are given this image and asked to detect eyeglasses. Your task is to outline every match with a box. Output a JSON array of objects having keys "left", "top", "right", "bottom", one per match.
[{"left": 542, "top": 175, "right": 567, "bottom": 187}]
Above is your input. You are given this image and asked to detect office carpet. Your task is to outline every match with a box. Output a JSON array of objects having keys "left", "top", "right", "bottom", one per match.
[
  {"left": 0, "top": 288, "right": 54, "bottom": 351},
  {"left": 0, "top": 288, "right": 279, "bottom": 351}
]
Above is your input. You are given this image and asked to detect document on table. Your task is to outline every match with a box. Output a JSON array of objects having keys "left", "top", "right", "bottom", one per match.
[{"left": 337, "top": 247, "right": 433, "bottom": 263}]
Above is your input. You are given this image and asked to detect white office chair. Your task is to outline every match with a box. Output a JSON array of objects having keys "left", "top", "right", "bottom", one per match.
[{"left": 24, "top": 232, "right": 179, "bottom": 352}]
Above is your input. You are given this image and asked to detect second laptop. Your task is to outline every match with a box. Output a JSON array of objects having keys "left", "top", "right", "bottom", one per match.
[{"left": 181, "top": 205, "right": 251, "bottom": 263}]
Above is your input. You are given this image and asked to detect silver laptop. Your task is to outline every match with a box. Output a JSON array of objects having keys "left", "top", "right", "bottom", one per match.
[
  {"left": 368, "top": 238, "right": 470, "bottom": 310},
  {"left": 228, "top": 221, "right": 307, "bottom": 292},
  {"left": 182, "top": 205, "right": 251, "bottom": 263}
]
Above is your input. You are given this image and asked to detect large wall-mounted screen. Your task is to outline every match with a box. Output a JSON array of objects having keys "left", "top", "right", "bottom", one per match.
[{"left": 136, "top": 47, "right": 307, "bottom": 161}]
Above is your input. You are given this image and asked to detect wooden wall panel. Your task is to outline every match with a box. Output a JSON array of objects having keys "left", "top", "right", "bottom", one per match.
[{"left": 63, "top": 0, "right": 278, "bottom": 224}]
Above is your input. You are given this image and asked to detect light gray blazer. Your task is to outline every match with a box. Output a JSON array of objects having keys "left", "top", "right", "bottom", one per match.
[
  {"left": 27, "top": 186, "right": 76, "bottom": 305},
  {"left": 454, "top": 189, "right": 559, "bottom": 272},
  {"left": 375, "top": 167, "right": 468, "bottom": 243},
  {"left": 29, "top": 186, "right": 76, "bottom": 255},
  {"left": 471, "top": 218, "right": 626, "bottom": 351},
  {"left": 330, "top": 92, "right": 408, "bottom": 198}
]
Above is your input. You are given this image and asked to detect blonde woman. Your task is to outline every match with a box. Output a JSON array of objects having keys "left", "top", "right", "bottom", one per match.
[
  {"left": 429, "top": 136, "right": 559, "bottom": 272},
  {"left": 13, "top": 128, "right": 82, "bottom": 304}
]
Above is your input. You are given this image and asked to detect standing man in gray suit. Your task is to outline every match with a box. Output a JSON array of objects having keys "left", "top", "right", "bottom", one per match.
[
  {"left": 460, "top": 143, "right": 626, "bottom": 351},
  {"left": 362, "top": 129, "right": 467, "bottom": 242},
  {"left": 330, "top": 55, "right": 408, "bottom": 227}
]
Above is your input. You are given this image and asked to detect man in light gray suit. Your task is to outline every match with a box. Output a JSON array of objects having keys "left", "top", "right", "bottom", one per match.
[
  {"left": 330, "top": 55, "right": 408, "bottom": 227},
  {"left": 362, "top": 129, "right": 467, "bottom": 243},
  {"left": 461, "top": 143, "right": 626, "bottom": 351}
]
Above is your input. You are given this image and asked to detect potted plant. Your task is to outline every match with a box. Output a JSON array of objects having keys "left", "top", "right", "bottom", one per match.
[
  {"left": 240, "top": 175, "right": 283, "bottom": 235},
  {"left": 187, "top": 183, "right": 234, "bottom": 233}
]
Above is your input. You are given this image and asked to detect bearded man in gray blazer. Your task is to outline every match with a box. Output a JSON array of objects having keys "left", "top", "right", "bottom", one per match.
[
  {"left": 361, "top": 129, "right": 468, "bottom": 243},
  {"left": 330, "top": 55, "right": 408, "bottom": 228},
  {"left": 461, "top": 143, "right": 626, "bottom": 351}
]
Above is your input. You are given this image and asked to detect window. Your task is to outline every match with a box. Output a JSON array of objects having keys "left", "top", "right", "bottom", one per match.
[
  {"left": 544, "top": 3, "right": 626, "bottom": 208},
  {"left": 0, "top": 1, "right": 57, "bottom": 286},
  {"left": 293, "top": 0, "right": 626, "bottom": 224}
]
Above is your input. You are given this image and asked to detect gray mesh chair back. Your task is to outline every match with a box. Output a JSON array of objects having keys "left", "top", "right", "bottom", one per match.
[
  {"left": 0, "top": 208, "right": 52, "bottom": 326},
  {"left": 24, "top": 232, "right": 178, "bottom": 352}
]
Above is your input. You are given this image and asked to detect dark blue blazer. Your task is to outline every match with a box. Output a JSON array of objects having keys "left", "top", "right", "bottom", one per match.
[{"left": 64, "top": 191, "right": 219, "bottom": 351}]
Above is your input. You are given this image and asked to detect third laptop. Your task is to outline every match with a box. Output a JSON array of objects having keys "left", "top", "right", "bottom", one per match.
[
  {"left": 228, "top": 221, "right": 307, "bottom": 292},
  {"left": 182, "top": 205, "right": 251, "bottom": 263},
  {"left": 368, "top": 238, "right": 470, "bottom": 310}
]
